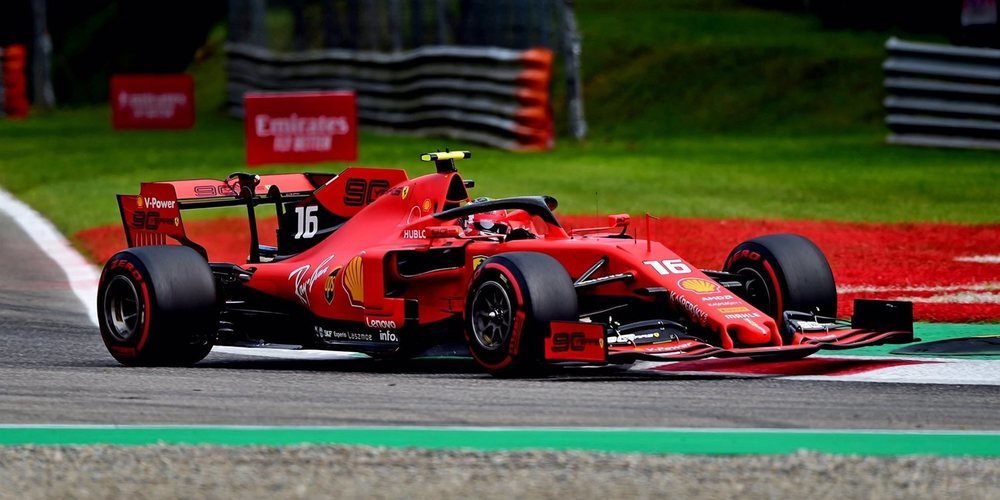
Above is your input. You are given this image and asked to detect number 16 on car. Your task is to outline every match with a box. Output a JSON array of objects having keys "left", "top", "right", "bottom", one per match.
[
  {"left": 294, "top": 206, "right": 318, "bottom": 239},
  {"left": 643, "top": 259, "right": 691, "bottom": 275}
]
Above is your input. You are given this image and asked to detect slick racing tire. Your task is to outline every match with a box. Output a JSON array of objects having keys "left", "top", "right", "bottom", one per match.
[
  {"left": 724, "top": 233, "right": 837, "bottom": 341},
  {"left": 465, "top": 252, "right": 578, "bottom": 377},
  {"left": 97, "top": 246, "right": 217, "bottom": 366}
]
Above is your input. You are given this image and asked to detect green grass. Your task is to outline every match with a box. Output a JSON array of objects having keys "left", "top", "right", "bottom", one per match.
[
  {"left": 573, "top": 0, "right": 920, "bottom": 137},
  {"left": 0, "top": 108, "right": 996, "bottom": 237},
  {"left": 0, "top": 0, "right": 996, "bottom": 239}
]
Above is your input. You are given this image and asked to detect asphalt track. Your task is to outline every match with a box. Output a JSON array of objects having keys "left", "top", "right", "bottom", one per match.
[{"left": 1, "top": 208, "right": 999, "bottom": 430}]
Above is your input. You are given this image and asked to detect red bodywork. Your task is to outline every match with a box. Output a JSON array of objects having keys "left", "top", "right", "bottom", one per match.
[{"left": 115, "top": 162, "right": 913, "bottom": 363}]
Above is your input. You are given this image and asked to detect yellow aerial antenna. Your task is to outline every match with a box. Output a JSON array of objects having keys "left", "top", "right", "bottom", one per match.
[{"left": 421, "top": 150, "right": 471, "bottom": 173}]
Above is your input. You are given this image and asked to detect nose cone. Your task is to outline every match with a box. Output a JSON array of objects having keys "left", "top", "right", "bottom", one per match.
[{"left": 727, "top": 318, "right": 779, "bottom": 346}]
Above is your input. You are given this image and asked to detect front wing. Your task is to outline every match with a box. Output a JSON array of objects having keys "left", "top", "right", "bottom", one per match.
[
  {"left": 602, "top": 328, "right": 914, "bottom": 362},
  {"left": 544, "top": 299, "right": 915, "bottom": 364}
]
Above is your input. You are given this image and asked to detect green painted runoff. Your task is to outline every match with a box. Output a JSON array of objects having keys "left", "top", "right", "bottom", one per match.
[{"left": 1, "top": 426, "right": 998, "bottom": 457}]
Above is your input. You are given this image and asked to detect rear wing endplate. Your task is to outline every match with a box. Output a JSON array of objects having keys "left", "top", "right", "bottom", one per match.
[{"left": 116, "top": 173, "right": 328, "bottom": 255}]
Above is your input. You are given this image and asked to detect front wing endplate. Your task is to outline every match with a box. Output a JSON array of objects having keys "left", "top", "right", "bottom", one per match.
[{"left": 606, "top": 329, "right": 914, "bottom": 362}]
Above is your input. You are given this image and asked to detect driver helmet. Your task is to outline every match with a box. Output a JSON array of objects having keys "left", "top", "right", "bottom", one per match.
[
  {"left": 464, "top": 197, "right": 509, "bottom": 235},
  {"left": 468, "top": 209, "right": 509, "bottom": 235}
]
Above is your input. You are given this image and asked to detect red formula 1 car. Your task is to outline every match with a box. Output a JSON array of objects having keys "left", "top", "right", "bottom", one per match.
[{"left": 97, "top": 151, "right": 914, "bottom": 375}]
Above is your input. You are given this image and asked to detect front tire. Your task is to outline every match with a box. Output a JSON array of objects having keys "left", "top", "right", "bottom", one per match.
[
  {"left": 97, "top": 246, "right": 218, "bottom": 366},
  {"left": 464, "top": 252, "right": 577, "bottom": 377},
  {"left": 723, "top": 233, "right": 837, "bottom": 341}
]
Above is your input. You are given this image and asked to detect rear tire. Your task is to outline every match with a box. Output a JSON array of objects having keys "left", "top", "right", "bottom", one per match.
[
  {"left": 97, "top": 246, "right": 218, "bottom": 366},
  {"left": 464, "top": 252, "right": 577, "bottom": 377},
  {"left": 723, "top": 233, "right": 837, "bottom": 341}
]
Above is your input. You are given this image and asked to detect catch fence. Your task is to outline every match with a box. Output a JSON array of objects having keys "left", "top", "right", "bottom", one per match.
[
  {"left": 884, "top": 37, "right": 1000, "bottom": 150},
  {"left": 226, "top": 0, "right": 585, "bottom": 150}
]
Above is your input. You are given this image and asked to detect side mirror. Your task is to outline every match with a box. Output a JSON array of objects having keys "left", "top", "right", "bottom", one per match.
[
  {"left": 427, "top": 225, "right": 463, "bottom": 239},
  {"left": 543, "top": 195, "right": 558, "bottom": 211},
  {"left": 608, "top": 214, "right": 630, "bottom": 228}
]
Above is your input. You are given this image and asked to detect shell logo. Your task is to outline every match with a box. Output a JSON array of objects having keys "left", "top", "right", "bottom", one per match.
[
  {"left": 678, "top": 278, "right": 719, "bottom": 294},
  {"left": 342, "top": 256, "right": 364, "bottom": 307},
  {"left": 421, "top": 198, "right": 433, "bottom": 213},
  {"left": 136, "top": 197, "right": 144, "bottom": 208}
]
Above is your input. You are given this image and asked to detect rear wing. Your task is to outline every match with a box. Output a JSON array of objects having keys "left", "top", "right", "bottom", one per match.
[
  {"left": 117, "top": 172, "right": 330, "bottom": 255},
  {"left": 151, "top": 173, "right": 327, "bottom": 207}
]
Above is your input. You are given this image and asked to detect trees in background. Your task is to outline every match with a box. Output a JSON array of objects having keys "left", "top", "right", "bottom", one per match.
[
  {"left": 1, "top": 1, "right": 226, "bottom": 104},
  {"left": 746, "top": 0, "right": 998, "bottom": 47}
]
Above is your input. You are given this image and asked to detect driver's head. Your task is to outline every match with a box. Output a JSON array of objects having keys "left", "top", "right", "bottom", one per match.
[
  {"left": 467, "top": 209, "right": 510, "bottom": 235},
  {"left": 461, "top": 198, "right": 510, "bottom": 235}
]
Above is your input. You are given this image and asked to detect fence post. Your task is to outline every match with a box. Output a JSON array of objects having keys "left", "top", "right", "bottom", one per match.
[
  {"left": 389, "top": 0, "right": 403, "bottom": 51},
  {"left": 248, "top": 0, "right": 267, "bottom": 46},
  {"left": 361, "top": 0, "right": 381, "bottom": 50},
  {"left": 290, "top": 0, "right": 308, "bottom": 51},
  {"left": 227, "top": 0, "right": 245, "bottom": 42},
  {"left": 30, "top": 0, "right": 54, "bottom": 108},
  {"left": 409, "top": 0, "right": 424, "bottom": 47},
  {"left": 561, "top": 0, "right": 587, "bottom": 140},
  {"left": 347, "top": 0, "right": 360, "bottom": 49},
  {"left": 229, "top": 0, "right": 267, "bottom": 46},
  {"left": 435, "top": 0, "right": 449, "bottom": 44},
  {"left": 323, "top": 0, "right": 340, "bottom": 47}
]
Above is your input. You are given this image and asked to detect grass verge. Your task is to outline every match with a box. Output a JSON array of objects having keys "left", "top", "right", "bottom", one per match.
[
  {"left": 0, "top": 107, "right": 997, "bottom": 239},
  {"left": 0, "top": 0, "right": 996, "bottom": 238}
]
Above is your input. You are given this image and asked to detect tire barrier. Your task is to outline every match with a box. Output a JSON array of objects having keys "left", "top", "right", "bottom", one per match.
[
  {"left": 884, "top": 37, "right": 1000, "bottom": 150},
  {"left": 225, "top": 43, "right": 554, "bottom": 151},
  {"left": 2, "top": 45, "right": 29, "bottom": 119}
]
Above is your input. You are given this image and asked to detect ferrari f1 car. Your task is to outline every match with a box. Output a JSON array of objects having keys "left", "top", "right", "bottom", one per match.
[{"left": 98, "top": 151, "right": 914, "bottom": 375}]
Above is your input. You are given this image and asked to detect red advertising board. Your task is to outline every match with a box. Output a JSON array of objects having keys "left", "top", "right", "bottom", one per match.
[
  {"left": 110, "top": 74, "right": 195, "bottom": 129},
  {"left": 243, "top": 91, "right": 358, "bottom": 166}
]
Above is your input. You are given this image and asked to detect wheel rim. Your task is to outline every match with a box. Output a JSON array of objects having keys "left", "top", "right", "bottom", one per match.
[
  {"left": 471, "top": 281, "right": 512, "bottom": 351},
  {"left": 104, "top": 275, "right": 143, "bottom": 342},
  {"left": 735, "top": 266, "right": 774, "bottom": 316}
]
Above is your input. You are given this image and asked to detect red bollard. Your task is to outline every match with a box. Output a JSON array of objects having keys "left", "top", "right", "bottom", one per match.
[{"left": 3, "top": 44, "right": 29, "bottom": 119}]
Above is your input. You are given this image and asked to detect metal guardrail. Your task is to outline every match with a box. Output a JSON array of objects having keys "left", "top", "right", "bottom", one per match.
[
  {"left": 225, "top": 42, "right": 554, "bottom": 151},
  {"left": 884, "top": 37, "right": 1000, "bottom": 150}
]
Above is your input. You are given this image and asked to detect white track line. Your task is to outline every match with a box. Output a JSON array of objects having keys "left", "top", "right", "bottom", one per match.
[
  {"left": 791, "top": 358, "right": 1000, "bottom": 386},
  {"left": 955, "top": 255, "right": 1000, "bottom": 264},
  {"left": 838, "top": 282, "right": 999, "bottom": 294},
  {"left": 897, "top": 291, "right": 1000, "bottom": 304},
  {"left": 635, "top": 355, "right": 1000, "bottom": 386},
  {"left": 0, "top": 186, "right": 100, "bottom": 326}
]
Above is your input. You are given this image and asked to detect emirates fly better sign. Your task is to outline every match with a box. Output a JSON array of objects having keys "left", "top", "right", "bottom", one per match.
[
  {"left": 110, "top": 74, "right": 195, "bottom": 129},
  {"left": 244, "top": 91, "right": 358, "bottom": 166}
]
